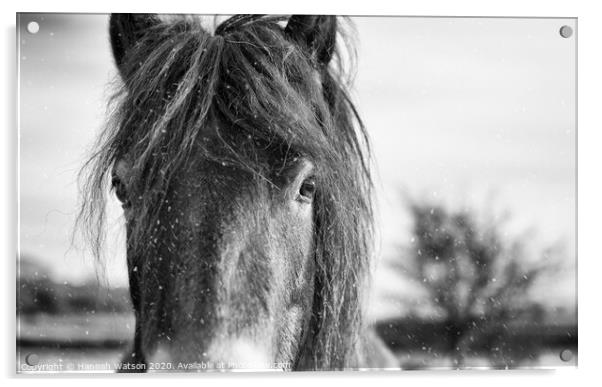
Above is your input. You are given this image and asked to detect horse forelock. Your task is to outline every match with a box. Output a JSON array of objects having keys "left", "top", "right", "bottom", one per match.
[{"left": 77, "top": 15, "right": 373, "bottom": 370}]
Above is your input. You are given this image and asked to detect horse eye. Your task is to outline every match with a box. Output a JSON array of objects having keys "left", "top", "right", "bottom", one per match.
[
  {"left": 111, "top": 176, "right": 129, "bottom": 205},
  {"left": 298, "top": 177, "right": 316, "bottom": 201}
]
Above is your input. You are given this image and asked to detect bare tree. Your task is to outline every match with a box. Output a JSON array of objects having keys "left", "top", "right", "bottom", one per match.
[{"left": 391, "top": 199, "right": 561, "bottom": 367}]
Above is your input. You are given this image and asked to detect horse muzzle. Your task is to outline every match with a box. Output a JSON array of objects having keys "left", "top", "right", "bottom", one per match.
[{"left": 146, "top": 337, "right": 280, "bottom": 372}]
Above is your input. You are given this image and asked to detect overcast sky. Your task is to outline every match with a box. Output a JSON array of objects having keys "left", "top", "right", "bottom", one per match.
[{"left": 18, "top": 14, "right": 576, "bottom": 321}]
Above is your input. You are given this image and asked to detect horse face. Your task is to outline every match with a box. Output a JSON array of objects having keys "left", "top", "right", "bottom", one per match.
[
  {"left": 113, "top": 142, "right": 317, "bottom": 368},
  {"left": 99, "top": 13, "right": 369, "bottom": 371}
]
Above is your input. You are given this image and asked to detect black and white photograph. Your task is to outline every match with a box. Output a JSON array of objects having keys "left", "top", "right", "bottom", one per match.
[{"left": 15, "top": 11, "right": 577, "bottom": 374}]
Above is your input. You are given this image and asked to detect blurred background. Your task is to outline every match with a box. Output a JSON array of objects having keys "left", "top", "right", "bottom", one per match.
[{"left": 17, "top": 14, "right": 576, "bottom": 371}]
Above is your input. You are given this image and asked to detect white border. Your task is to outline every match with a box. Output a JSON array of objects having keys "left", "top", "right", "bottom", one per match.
[{"left": 3, "top": 0, "right": 601, "bottom": 386}]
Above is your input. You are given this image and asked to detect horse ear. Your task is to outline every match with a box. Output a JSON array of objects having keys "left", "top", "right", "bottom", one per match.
[
  {"left": 109, "top": 13, "right": 161, "bottom": 70},
  {"left": 285, "top": 15, "right": 337, "bottom": 65}
]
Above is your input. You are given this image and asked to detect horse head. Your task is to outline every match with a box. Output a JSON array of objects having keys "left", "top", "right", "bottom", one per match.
[{"left": 80, "top": 14, "right": 377, "bottom": 371}]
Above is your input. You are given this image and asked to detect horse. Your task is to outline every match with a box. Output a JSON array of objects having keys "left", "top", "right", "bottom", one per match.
[{"left": 78, "top": 13, "right": 397, "bottom": 372}]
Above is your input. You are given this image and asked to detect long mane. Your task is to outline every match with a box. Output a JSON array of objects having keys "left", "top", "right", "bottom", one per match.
[{"left": 77, "top": 15, "right": 373, "bottom": 370}]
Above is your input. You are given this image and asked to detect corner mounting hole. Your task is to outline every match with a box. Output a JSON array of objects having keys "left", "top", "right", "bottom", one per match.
[
  {"left": 27, "top": 21, "right": 40, "bottom": 34},
  {"left": 559, "top": 25, "right": 573, "bottom": 38},
  {"left": 559, "top": 349, "right": 573, "bottom": 362}
]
